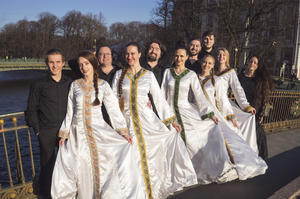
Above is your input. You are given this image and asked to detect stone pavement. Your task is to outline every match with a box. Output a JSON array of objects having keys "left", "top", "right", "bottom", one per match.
[{"left": 169, "top": 128, "right": 300, "bottom": 199}]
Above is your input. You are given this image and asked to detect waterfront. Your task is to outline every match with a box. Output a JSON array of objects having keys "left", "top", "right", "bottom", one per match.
[{"left": 0, "top": 70, "right": 47, "bottom": 188}]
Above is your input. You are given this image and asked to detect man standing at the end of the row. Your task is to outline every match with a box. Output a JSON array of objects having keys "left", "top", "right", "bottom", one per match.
[
  {"left": 198, "top": 30, "right": 217, "bottom": 61},
  {"left": 25, "top": 49, "right": 71, "bottom": 199}
]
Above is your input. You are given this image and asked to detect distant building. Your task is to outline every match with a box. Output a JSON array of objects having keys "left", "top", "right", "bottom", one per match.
[{"left": 172, "top": 0, "right": 299, "bottom": 79}]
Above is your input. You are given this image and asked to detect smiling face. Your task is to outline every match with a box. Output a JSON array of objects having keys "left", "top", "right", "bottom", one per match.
[
  {"left": 174, "top": 48, "right": 189, "bottom": 67},
  {"left": 247, "top": 56, "right": 259, "bottom": 72},
  {"left": 189, "top": 40, "right": 201, "bottom": 56},
  {"left": 147, "top": 42, "right": 161, "bottom": 62},
  {"left": 125, "top": 45, "right": 141, "bottom": 67},
  {"left": 97, "top": 46, "right": 112, "bottom": 66},
  {"left": 217, "top": 50, "right": 227, "bottom": 65},
  {"left": 201, "top": 56, "right": 215, "bottom": 74},
  {"left": 47, "top": 54, "right": 64, "bottom": 77},
  {"left": 78, "top": 56, "right": 94, "bottom": 78},
  {"left": 203, "top": 35, "right": 215, "bottom": 50}
]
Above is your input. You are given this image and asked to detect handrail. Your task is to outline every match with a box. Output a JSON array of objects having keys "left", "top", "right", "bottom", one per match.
[{"left": 0, "top": 113, "right": 36, "bottom": 199}]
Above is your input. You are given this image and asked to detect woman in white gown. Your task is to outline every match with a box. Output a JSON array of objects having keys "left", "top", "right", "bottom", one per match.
[
  {"left": 51, "top": 51, "right": 139, "bottom": 199},
  {"left": 112, "top": 42, "right": 197, "bottom": 199},
  {"left": 199, "top": 55, "right": 267, "bottom": 180},
  {"left": 161, "top": 46, "right": 238, "bottom": 184},
  {"left": 215, "top": 48, "right": 258, "bottom": 153}
]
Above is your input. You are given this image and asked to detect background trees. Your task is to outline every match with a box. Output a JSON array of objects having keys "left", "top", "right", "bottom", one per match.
[{"left": 0, "top": 0, "right": 298, "bottom": 75}]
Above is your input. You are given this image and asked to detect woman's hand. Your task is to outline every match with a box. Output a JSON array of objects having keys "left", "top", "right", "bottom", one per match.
[
  {"left": 147, "top": 100, "right": 152, "bottom": 109},
  {"left": 59, "top": 138, "right": 66, "bottom": 147},
  {"left": 211, "top": 116, "right": 219, "bottom": 124},
  {"left": 172, "top": 122, "right": 182, "bottom": 133},
  {"left": 123, "top": 134, "right": 133, "bottom": 144},
  {"left": 231, "top": 118, "right": 239, "bottom": 129},
  {"left": 249, "top": 107, "right": 256, "bottom": 115},
  {"left": 259, "top": 116, "right": 264, "bottom": 124}
]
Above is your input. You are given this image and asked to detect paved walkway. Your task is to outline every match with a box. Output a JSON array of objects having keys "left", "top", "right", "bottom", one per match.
[{"left": 169, "top": 128, "right": 300, "bottom": 199}]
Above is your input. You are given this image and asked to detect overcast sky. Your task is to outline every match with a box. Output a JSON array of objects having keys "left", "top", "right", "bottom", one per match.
[{"left": 0, "top": 0, "right": 158, "bottom": 28}]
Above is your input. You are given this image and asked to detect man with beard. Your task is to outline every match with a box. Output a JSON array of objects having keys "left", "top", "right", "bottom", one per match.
[
  {"left": 142, "top": 39, "right": 167, "bottom": 86},
  {"left": 185, "top": 37, "right": 202, "bottom": 74},
  {"left": 198, "top": 30, "right": 217, "bottom": 61}
]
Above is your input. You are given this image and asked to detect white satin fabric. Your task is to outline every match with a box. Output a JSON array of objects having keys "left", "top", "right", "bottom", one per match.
[
  {"left": 112, "top": 69, "right": 197, "bottom": 199},
  {"left": 161, "top": 69, "right": 238, "bottom": 184},
  {"left": 216, "top": 69, "right": 258, "bottom": 153},
  {"left": 51, "top": 79, "right": 141, "bottom": 199},
  {"left": 200, "top": 76, "right": 267, "bottom": 180}
]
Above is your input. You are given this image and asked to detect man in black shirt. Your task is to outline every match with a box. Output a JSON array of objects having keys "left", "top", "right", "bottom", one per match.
[
  {"left": 25, "top": 49, "right": 71, "bottom": 199},
  {"left": 198, "top": 30, "right": 217, "bottom": 61},
  {"left": 96, "top": 45, "right": 120, "bottom": 86},
  {"left": 142, "top": 39, "right": 167, "bottom": 86},
  {"left": 96, "top": 45, "right": 120, "bottom": 125},
  {"left": 186, "top": 37, "right": 202, "bottom": 74}
]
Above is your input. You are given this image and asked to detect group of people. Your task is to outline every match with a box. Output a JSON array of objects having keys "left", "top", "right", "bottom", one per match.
[{"left": 25, "top": 30, "right": 273, "bottom": 199}]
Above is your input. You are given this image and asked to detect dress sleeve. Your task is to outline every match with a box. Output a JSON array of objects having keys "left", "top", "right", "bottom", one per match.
[
  {"left": 58, "top": 82, "right": 75, "bottom": 139},
  {"left": 229, "top": 70, "right": 253, "bottom": 112},
  {"left": 149, "top": 72, "right": 176, "bottom": 126},
  {"left": 160, "top": 69, "right": 169, "bottom": 100},
  {"left": 111, "top": 70, "right": 121, "bottom": 98},
  {"left": 215, "top": 79, "right": 236, "bottom": 120},
  {"left": 190, "top": 72, "right": 214, "bottom": 120},
  {"left": 102, "top": 81, "right": 127, "bottom": 131},
  {"left": 25, "top": 81, "right": 41, "bottom": 134}
]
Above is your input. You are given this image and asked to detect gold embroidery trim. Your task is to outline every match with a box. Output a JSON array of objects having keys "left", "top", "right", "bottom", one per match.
[
  {"left": 128, "top": 70, "right": 153, "bottom": 199},
  {"left": 77, "top": 79, "right": 101, "bottom": 198},
  {"left": 162, "top": 115, "right": 177, "bottom": 127},
  {"left": 243, "top": 105, "right": 254, "bottom": 113},
  {"left": 58, "top": 130, "right": 69, "bottom": 138},
  {"left": 225, "top": 114, "right": 235, "bottom": 120}
]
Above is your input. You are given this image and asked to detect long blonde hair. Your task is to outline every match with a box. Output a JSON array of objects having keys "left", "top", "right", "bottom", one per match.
[{"left": 216, "top": 47, "right": 230, "bottom": 69}]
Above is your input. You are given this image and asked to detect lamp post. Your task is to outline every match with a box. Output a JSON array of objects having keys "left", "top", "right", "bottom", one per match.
[
  {"left": 93, "top": 39, "right": 97, "bottom": 53},
  {"left": 234, "top": 47, "right": 238, "bottom": 69}
]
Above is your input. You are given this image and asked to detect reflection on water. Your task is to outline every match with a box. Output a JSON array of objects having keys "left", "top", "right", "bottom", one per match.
[
  {"left": 0, "top": 70, "right": 48, "bottom": 115},
  {"left": 0, "top": 70, "right": 48, "bottom": 187}
]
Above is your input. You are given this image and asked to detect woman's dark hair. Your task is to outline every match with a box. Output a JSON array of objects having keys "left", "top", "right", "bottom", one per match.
[
  {"left": 78, "top": 50, "right": 100, "bottom": 106},
  {"left": 118, "top": 42, "right": 141, "bottom": 111},
  {"left": 248, "top": 56, "right": 274, "bottom": 108},
  {"left": 126, "top": 41, "right": 141, "bottom": 53}
]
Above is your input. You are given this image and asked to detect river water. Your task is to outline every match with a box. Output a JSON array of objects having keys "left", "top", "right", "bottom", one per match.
[{"left": 0, "top": 70, "right": 68, "bottom": 187}]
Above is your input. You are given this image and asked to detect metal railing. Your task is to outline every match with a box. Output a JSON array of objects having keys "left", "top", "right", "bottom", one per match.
[
  {"left": 0, "top": 112, "right": 36, "bottom": 199},
  {"left": 262, "top": 90, "right": 300, "bottom": 133}
]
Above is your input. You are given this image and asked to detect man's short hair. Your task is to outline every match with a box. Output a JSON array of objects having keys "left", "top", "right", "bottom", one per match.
[
  {"left": 144, "top": 39, "right": 166, "bottom": 59},
  {"left": 188, "top": 37, "right": 201, "bottom": 45},
  {"left": 96, "top": 44, "right": 111, "bottom": 58},
  {"left": 45, "top": 48, "right": 65, "bottom": 64},
  {"left": 202, "top": 30, "right": 215, "bottom": 39}
]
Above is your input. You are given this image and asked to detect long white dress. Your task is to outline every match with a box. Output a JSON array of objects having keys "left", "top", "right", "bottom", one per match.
[
  {"left": 216, "top": 68, "right": 258, "bottom": 153},
  {"left": 200, "top": 76, "right": 267, "bottom": 180},
  {"left": 112, "top": 68, "right": 197, "bottom": 199},
  {"left": 161, "top": 68, "right": 238, "bottom": 184},
  {"left": 51, "top": 79, "right": 142, "bottom": 199}
]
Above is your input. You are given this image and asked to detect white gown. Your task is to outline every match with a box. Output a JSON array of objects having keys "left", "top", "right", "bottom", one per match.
[
  {"left": 51, "top": 79, "right": 142, "bottom": 199},
  {"left": 112, "top": 68, "right": 197, "bottom": 199},
  {"left": 216, "top": 68, "right": 258, "bottom": 153},
  {"left": 200, "top": 76, "right": 267, "bottom": 180},
  {"left": 161, "top": 68, "right": 238, "bottom": 184}
]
